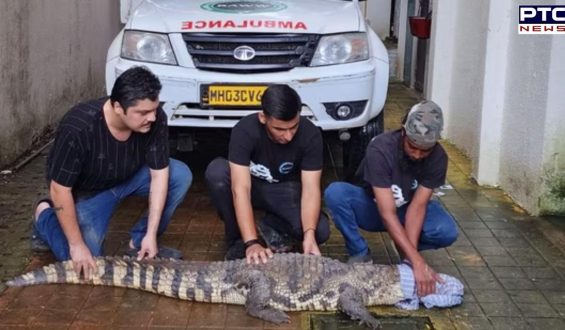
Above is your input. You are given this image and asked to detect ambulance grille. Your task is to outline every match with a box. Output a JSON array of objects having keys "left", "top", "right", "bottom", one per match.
[{"left": 183, "top": 33, "right": 320, "bottom": 73}]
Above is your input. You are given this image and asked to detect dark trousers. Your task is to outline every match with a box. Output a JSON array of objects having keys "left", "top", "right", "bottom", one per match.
[{"left": 205, "top": 157, "right": 330, "bottom": 247}]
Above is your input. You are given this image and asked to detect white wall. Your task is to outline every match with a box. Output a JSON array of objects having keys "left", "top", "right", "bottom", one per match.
[
  {"left": 427, "top": 0, "right": 565, "bottom": 215},
  {"left": 443, "top": 0, "right": 489, "bottom": 171},
  {"left": 499, "top": 1, "right": 565, "bottom": 215},
  {"left": 396, "top": 0, "right": 410, "bottom": 82},
  {"left": 0, "top": 1, "right": 121, "bottom": 168},
  {"left": 366, "top": 0, "right": 392, "bottom": 40},
  {"left": 427, "top": 0, "right": 489, "bottom": 154},
  {"left": 475, "top": 0, "right": 512, "bottom": 185},
  {"left": 426, "top": 0, "right": 456, "bottom": 131},
  {"left": 538, "top": 34, "right": 565, "bottom": 214}
]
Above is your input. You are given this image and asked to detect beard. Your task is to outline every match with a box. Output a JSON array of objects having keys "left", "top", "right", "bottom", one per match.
[{"left": 398, "top": 150, "right": 425, "bottom": 173}]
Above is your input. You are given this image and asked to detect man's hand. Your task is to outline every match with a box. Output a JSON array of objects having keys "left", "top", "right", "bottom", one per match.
[
  {"left": 413, "top": 260, "right": 443, "bottom": 297},
  {"left": 137, "top": 235, "right": 158, "bottom": 260},
  {"left": 69, "top": 242, "right": 97, "bottom": 280},
  {"left": 302, "top": 230, "right": 321, "bottom": 255},
  {"left": 245, "top": 243, "right": 273, "bottom": 264},
  {"left": 50, "top": 181, "right": 97, "bottom": 280}
]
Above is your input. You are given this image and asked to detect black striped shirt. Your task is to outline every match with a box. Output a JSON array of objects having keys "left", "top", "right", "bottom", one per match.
[{"left": 46, "top": 98, "right": 169, "bottom": 197}]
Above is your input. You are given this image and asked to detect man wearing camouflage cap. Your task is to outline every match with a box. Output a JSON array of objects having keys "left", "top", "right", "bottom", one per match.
[{"left": 324, "top": 100, "right": 458, "bottom": 297}]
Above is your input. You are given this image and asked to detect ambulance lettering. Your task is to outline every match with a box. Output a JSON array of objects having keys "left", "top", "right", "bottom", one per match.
[{"left": 181, "top": 20, "right": 307, "bottom": 30}]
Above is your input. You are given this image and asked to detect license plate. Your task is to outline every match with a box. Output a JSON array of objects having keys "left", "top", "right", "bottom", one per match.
[{"left": 201, "top": 85, "right": 268, "bottom": 107}]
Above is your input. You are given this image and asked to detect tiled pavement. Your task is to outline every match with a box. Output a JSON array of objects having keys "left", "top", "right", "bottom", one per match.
[{"left": 1, "top": 83, "right": 565, "bottom": 329}]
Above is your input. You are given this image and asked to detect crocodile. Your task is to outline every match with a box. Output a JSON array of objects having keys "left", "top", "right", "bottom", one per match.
[{"left": 7, "top": 253, "right": 412, "bottom": 329}]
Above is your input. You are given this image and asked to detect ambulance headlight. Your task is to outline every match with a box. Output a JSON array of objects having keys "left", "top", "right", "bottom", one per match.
[
  {"left": 121, "top": 31, "right": 177, "bottom": 65},
  {"left": 310, "top": 33, "right": 369, "bottom": 66}
]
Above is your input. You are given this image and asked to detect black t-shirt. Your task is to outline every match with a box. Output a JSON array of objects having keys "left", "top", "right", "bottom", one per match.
[
  {"left": 228, "top": 114, "right": 323, "bottom": 183},
  {"left": 358, "top": 129, "right": 447, "bottom": 207},
  {"left": 46, "top": 98, "right": 169, "bottom": 197}
]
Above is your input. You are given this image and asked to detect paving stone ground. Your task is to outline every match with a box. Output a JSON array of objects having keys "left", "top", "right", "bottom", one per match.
[{"left": 1, "top": 83, "right": 565, "bottom": 329}]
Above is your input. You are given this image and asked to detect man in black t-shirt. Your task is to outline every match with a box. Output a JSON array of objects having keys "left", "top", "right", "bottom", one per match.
[
  {"left": 32, "top": 67, "right": 192, "bottom": 279},
  {"left": 205, "top": 85, "right": 329, "bottom": 263},
  {"left": 324, "top": 101, "right": 458, "bottom": 297}
]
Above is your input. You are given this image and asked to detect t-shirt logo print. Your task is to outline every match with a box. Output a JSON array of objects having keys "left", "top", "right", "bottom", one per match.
[
  {"left": 391, "top": 184, "right": 408, "bottom": 208},
  {"left": 250, "top": 161, "right": 279, "bottom": 183},
  {"left": 278, "top": 162, "right": 294, "bottom": 175}
]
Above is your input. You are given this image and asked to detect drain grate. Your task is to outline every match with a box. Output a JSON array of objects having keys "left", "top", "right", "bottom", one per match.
[{"left": 309, "top": 313, "right": 434, "bottom": 330}]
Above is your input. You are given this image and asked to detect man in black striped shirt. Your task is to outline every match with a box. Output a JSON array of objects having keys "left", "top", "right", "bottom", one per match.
[{"left": 32, "top": 67, "right": 192, "bottom": 279}]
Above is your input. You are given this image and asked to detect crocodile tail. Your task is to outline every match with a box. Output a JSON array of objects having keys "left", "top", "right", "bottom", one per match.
[
  {"left": 6, "top": 257, "right": 113, "bottom": 287},
  {"left": 7, "top": 259, "right": 75, "bottom": 286},
  {"left": 5, "top": 256, "right": 235, "bottom": 303},
  {"left": 6, "top": 256, "right": 180, "bottom": 297}
]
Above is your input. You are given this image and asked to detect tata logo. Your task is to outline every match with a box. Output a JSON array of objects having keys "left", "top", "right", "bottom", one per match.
[
  {"left": 201, "top": 1, "right": 287, "bottom": 14},
  {"left": 519, "top": 6, "right": 565, "bottom": 34},
  {"left": 233, "top": 45, "right": 256, "bottom": 61}
]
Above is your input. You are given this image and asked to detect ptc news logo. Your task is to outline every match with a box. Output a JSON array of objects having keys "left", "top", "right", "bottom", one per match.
[{"left": 519, "top": 5, "right": 565, "bottom": 34}]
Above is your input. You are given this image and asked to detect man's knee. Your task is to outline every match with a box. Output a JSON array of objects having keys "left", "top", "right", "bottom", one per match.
[
  {"left": 315, "top": 217, "right": 331, "bottom": 244},
  {"left": 441, "top": 222, "right": 459, "bottom": 246},
  {"left": 205, "top": 157, "right": 230, "bottom": 188},
  {"left": 426, "top": 202, "right": 459, "bottom": 247},
  {"left": 323, "top": 182, "right": 352, "bottom": 207},
  {"left": 427, "top": 222, "right": 458, "bottom": 248},
  {"left": 81, "top": 227, "right": 105, "bottom": 256},
  {"left": 169, "top": 158, "right": 192, "bottom": 192}
]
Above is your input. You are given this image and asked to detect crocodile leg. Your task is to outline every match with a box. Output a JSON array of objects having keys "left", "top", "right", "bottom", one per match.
[
  {"left": 337, "top": 284, "right": 382, "bottom": 330},
  {"left": 244, "top": 270, "right": 290, "bottom": 324}
]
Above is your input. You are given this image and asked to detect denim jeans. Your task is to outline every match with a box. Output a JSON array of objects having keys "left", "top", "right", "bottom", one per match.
[
  {"left": 324, "top": 182, "right": 458, "bottom": 257},
  {"left": 35, "top": 158, "right": 192, "bottom": 260},
  {"left": 204, "top": 157, "right": 330, "bottom": 246}
]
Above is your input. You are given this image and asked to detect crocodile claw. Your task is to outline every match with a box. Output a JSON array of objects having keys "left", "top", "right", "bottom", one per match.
[
  {"left": 259, "top": 308, "right": 291, "bottom": 324},
  {"left": 359, "top": 318, "right": 382, "bottom": 330}
]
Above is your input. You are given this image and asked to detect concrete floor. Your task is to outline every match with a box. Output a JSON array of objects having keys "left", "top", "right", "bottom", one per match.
[{"left": 1, "top": 83, "right": 565, "bottom": 329}]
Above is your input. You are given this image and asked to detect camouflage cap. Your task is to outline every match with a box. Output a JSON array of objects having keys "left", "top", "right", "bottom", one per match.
[{"left": 403, "top": 100, "right": 444, "bottom": 149}]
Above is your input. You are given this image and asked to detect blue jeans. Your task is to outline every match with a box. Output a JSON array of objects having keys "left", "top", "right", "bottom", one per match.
[
  {"left": 324, "top": 182, "right": 458, "bottom": 257},
  {"left": 36, "top": 158, "right": 192, "bottom": 260}
]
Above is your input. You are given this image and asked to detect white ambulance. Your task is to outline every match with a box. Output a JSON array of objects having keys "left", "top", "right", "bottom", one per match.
[{"left": 106, "top": 0, "right": 389, "bottom": 176}]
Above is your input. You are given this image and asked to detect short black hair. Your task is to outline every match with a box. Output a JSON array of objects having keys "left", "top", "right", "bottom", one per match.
[
  {"left": 261, "top": 85, "right": 301, "bottom": 121},
  {"left": 110, "top": 66, "right": 162, "bottom": 112}
]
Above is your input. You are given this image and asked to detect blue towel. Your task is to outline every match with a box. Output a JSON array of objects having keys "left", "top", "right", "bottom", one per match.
[{"left": 395, "top": 262, "right": 464, "bottom": 310}]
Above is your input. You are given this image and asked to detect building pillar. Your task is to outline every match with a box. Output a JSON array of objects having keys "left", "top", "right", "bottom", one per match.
[
  {"left": 425, "top": 0, "right": 457, "bottom": 136},
  {"left": 539, "top": 34, "right": 565, "bottom": 214},
  {"left": 475, "top": 0, "right": 512, "bottom": 185}
]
